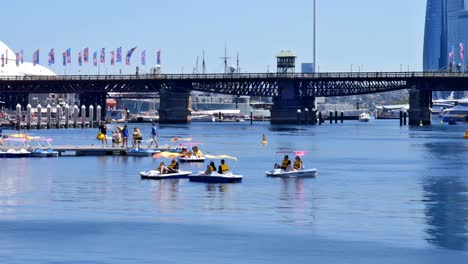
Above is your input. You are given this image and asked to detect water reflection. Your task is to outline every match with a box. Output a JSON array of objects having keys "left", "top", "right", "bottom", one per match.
[
  {"left": 152, "top": 180, "right": 181, "bottom": 212},
  {"left": 276, "top": 178, "right": 315, "bottom": 226},
  {"left": 422, "top": 142, "right": 468, "bottom": 251},
  {"left": 204, "top": 184, "right": 228, "bottom": 211}
]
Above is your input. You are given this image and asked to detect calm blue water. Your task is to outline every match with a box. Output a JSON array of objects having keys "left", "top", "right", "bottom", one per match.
[{"left": 1, "top": 120, "right": 468, "bottom": 263}]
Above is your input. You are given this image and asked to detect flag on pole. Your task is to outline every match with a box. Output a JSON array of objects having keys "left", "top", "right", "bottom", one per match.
[
  {"left": 5, "top": 50, "right": 8, "bottom": 64},
  {"left": 460, "top": 43, "right": 465, "bottom": 61},
  {"left": 157, "top": 49, "right": 161, "bottom": 65},
  {"left": 84, "top": 48, "right": 89, "bottom": 64},
  {"left": 78, "top": 51, "right": 83, "bottom": 66},
  {"left": 449, "top": 44, "right": 454, "bottom": 61},
  {"left": 125, "top": 47, "right": 136, "bottom": 65},
  {"left": 110, "top": 51, "right": 115, "bottom": 66},
  {"left": 48, "top": 48, "right": 55, "bottom": 65},
  {"left": 62, "top": 52, "right": 67, "bottom": 66},
  {"left": 1, "top": 53, "right": 4, "bottom": 67},
  {"left": 141, "top": 50, "right": 146, "bottom": 65},
  {"left": 15, "top": 52, "right": 20, "bottom": 67},
  {"left": 100, "top": 48, "right": 105, "bottom": 63},
  {"left": 66, "top": 48, "right": 71, "bottom": 63},
  {"left": 20, "top": 49, "right": 24, "bottom": 64},
  {"left": 93, "top": 51, "right": 97, "bottom": 66},
  {"left": 33, "top": 49, "right": 40, "bottom": 66},
  {"left": 116, "top": 47, "right": 122, "bottom": 62}
]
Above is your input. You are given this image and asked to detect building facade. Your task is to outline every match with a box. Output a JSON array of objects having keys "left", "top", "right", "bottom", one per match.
[{"left": 424, "top": 0, "right": 468, "bottom": 99}]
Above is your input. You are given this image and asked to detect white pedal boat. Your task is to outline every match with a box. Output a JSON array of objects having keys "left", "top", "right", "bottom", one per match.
[
  {"left": 189, "top": 172, "right": 242, "bottom": 183},
  {"left": 178, "top": 156, "right": 206, "bottom": 162},
  {"left": 140, "top": 170, "right": 192, "bottom": 180},
  {"left": 265, "top": 168, "right": 318, "bottom": 178},
  {"left": 126, "top": 148, "right": 161, "bottom": 156}
]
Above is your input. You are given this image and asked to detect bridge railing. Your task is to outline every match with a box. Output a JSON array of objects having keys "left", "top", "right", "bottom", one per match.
[{"left": 2, "top": 71, "right": 468, "bottom": 81}]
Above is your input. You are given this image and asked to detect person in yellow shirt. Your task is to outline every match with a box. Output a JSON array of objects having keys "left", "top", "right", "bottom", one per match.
[{"left": 274, "top": 155, "right": 290, "bottom": 170}]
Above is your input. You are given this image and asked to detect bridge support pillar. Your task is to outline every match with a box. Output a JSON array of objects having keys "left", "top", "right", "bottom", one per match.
[
  {"left": 159, "top": 88, "right": 192, "bottom": 124},
  {"left": 408, "top": 87, "right": 432, "bottom": 126},
  {"left": 79, "top": 93, "right": 106, "bottom": 123},
  {"left": 270, "top": 80, "right": 316, "bottom": 124}
]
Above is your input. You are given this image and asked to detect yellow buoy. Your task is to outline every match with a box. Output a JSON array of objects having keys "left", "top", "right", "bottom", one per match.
[
  {"left": 419, "top": 120, "right": 423, "bottom": 127},
  {"left": 261, "top": 134, "right": 268, "bottom": 144},
  {"left": 464, "top": 129, "right": 468, "bottom": 139}
]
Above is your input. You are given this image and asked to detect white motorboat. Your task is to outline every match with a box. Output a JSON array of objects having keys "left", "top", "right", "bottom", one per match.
[
  {"left": 265, "top": 168, "right": 318, "bottom": 178},
  {"left": 178, "top": 156, "right": 206, "bottom": 162},
  {"left": 189, "top": 171, "right": 243, "bottom": 183},
  {"left": 126, "top": 148, "right": 160, "bottom": 156},
  {"left": 140, "top": 170, "right": 192, "bottom": 180},
  {"left": 358, "top": 113, "right": 371, "bottom": 122}
]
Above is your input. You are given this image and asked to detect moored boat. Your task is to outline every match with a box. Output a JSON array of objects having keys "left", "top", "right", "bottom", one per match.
[
  {"left": 358, "top": 113, "right": 371, "bottom": 122},
  {"left": 188, "top": 172, "right": 243, "bottom": 183},
  {"left": 140, "top": 170, "right": 192, "bottom": 180},
  {"left": 178, "top": 156, "right": 206, "bottom": 162},
  {"left": 28, "top": 137, "right": 59, "bottom": 157},
  {"left": 265, "top": 168, "right": 318, "bottom": 178},
  {"left": 126, "top": 148, "right": 161, "bottom": 156}
]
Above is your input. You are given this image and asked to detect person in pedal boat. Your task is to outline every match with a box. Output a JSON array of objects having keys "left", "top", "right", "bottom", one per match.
[
  {"left": 166, "top": 159, "right": 180, "bottom": 173},
  {"left": 218, "top": 159, "right": 229, "bottom": 174},
  {"left": 274, "top": 155, "right": 290, "bottom": 170},
  {"left": 157, "top": 162, "right": 166, "bottom": 174},
  {"left": 293, "top": 156, "right": 303, "bottom": 170},
  {"left": 192, "top": 146, "right": 203, "bottom": 158}
]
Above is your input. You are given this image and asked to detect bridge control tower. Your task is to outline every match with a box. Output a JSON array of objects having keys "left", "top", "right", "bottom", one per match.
[
  {"left": 276, "top": 50, "right": 296, "bottom": 74},
  {"left": 271, "top": 50, "right": 316, "bottom": 124}
]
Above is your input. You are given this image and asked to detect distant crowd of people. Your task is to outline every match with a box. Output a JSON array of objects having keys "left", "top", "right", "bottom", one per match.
[{"left": 96, "top": 121, "right": 158, "bottom": 148}]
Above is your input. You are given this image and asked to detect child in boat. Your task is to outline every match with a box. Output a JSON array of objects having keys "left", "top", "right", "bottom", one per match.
[{"left": 157, "top": 162, "right": 166, "bottom": 174}]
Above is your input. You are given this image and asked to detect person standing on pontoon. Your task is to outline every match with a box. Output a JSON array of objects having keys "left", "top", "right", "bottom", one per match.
[
  {"left": 149, "top": 121, "right": 159, "bottom": 147},
  {"left": 98, "top": 121, "right": 108, "bottom": 146}
]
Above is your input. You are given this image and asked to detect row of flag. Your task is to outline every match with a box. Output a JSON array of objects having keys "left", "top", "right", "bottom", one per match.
[
  {"left": 1, "top": 48, "right": 161, "bottom": 67},
  {"left": 449, "top": 42, "right": 465, "bottom": 62}
]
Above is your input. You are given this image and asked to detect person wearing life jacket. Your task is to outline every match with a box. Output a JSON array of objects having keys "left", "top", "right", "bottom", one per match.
[
  {"left": 274, "top": 155, "right": 290, "bottom": 170},
  {"left": 218, "top": 159, "right": 229, "bottom": 174},
  {"left": 192, "top": 146, "right": 203, "bottom": 158},
  {"left": 293, "top": 156, "right": 303, "bottom": 170},
  {"left": 157, "top": 162, "right": 166, "bottom": 174},
  {"left": 167, "top": 159, "right": 180, "bottom": 173},
  {"left": 132, "top": 127, "right": 143, "bottom": 148}
]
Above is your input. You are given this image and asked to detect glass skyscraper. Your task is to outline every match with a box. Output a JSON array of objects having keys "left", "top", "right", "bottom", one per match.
[{"left": 424, "top": 0, "right": 468, "bottom": 99}]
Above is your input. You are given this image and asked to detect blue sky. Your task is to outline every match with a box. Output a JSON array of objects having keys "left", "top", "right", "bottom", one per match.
[{"left": 2, "top": 0, "right": 426, "bottom": 74}]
